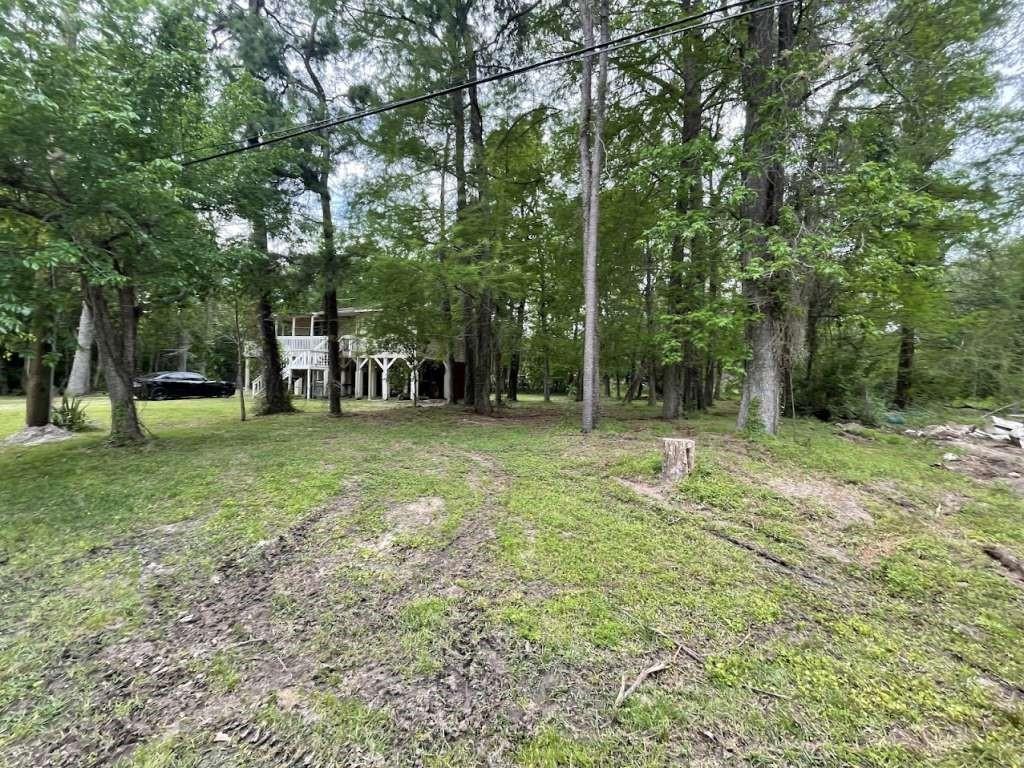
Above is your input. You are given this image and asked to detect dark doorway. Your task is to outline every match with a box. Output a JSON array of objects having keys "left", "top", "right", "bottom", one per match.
[
  {"left": 452, "top": 361, "right": 466, "bottom": 402},
  {"left": 342, "top": 359, "right": 356, "bottom": 397},
  {"left": 419, "top": 360, "right": 445, "bottom": 399}
]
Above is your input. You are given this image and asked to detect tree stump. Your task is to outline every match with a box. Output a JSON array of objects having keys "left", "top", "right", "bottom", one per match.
[{"left": 661, "top": 438, "right": 696, "bottom": 483}]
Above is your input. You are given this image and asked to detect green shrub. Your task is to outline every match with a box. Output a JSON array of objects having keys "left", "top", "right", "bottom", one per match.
[{"left": 52, "top": 394, "right": 89, "bottom": 431}]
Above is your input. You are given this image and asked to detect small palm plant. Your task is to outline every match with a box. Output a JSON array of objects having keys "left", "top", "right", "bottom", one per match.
[{"left": 51, "top": 394, "right": 90, "bottom": 432}]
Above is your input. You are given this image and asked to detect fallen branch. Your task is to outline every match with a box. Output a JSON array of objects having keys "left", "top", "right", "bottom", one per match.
[
  {"left": 614, "top": 658, "right": 672, "bottom": 708},
  {"left": 614, "top": 610, "right": 787, "bottom": 707},
  {"left": 710, "top": 529, "right": 800, "bottom": 572},
  {"left": 981, "top": 401, "right": 1021, "bottom": 420},
  {"left": 744, "top": 684, "right": 791, "bottom": 701}
]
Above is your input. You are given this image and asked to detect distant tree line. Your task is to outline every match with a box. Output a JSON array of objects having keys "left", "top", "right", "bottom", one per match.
[{"left": 1, "top": 0, "right": 1021, "bottom": 443}]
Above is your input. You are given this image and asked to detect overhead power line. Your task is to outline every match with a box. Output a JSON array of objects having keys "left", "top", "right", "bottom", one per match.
[{"left": 181, "top": 0, "right": 798, "bottom": 167}]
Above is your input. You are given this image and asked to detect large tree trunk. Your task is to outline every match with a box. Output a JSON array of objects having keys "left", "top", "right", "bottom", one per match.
[
  {"left": 664, "top": 1, "right": 705, "bottom": 420},
  {"left": 256, "top": 291, "right": 289, "bottom": 413},
  {"left": 319, "top": 168, "right": 342, "bottom": 417},
  {"left": 447, "top": 10, "right": 476, "bottom": 408},
  {"left": 736, "top": 0, "right": 792, "bottom": 435},
  {"left": 438, "top": 132, "right": 457, "bottom": 405},
  {"left": 87, "top": 281, "right": 145, "bottom": 444},
  {"left": 324, "top": 286, "right": 341, "bottom": 414},
  {"left": 894, "top": 324, "right": 915, "bottom": 409},
  {"left": 703, "top": 354, "right": 716, "bottom": 408},
  {"left": 454, "top": 116, "right": 475, "bottom": 407},
  {"left": 250, "top": 196, "right": 290, "bottom": 414},
  {"left": 578, "top": 0, "right": 609, "bottom": 433},
  {"left": 642, "top": 244, "right": 657, "bottom": 406},
  {"left": 625, "top": 368, "right": 642, "bottom": 403},
  {"left": 66, "top": 301, "right": 94, "bottom": 396},
  {"left": 301, "top": 51, "right": 343, "bottom": 417},
  {"left": 738, "top": 311, "right": 782, "bottom": 433},
  {"left": 508, "top": 299, "right": 524, "bottom": 401},
  {"left": 25, "top": 305, "right": 51, "bottom": 428},
  {"left": 465, "top": 28, "right": 493, "bottom": 415},
  {"left": 242, "top": 0, "right": 290, "bottom": 415},
  {"left": 661, "top": 232, "right": 684, "bottom": 419},
  {"left": 683, "top": 341, "right": 704, "bottom": 412},
  {"left": 662, "top": 364, "right": 682, "bottom": 420}
]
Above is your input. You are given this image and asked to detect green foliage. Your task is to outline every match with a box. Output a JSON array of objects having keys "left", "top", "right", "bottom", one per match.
[{"left": 50, "top": 394, "right": 89, "bottom": 432}]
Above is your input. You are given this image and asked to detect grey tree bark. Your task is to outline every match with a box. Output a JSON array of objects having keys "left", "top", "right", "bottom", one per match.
[
  {"left": 87, "top": 281, "right": 145, "bottom": 444},
  {"left": 736, "top": 0, "right": 795, "bottom": 435},
  {"left": 578, "top": 0, "right": 609, "bottom": 433},
  {"left": 252, "top": 211, "right": 291, "bottom": 415},
  {"left": 464, "top": 24, "right": 494, "bottom": 415},
  {"left": 66, "top": 300, "right": 94, "bottom": 396}
]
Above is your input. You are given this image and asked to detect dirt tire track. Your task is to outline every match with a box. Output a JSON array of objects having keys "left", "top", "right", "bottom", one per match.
[{"left": 15, "top": 492, "right": 360, "bottom": 768}]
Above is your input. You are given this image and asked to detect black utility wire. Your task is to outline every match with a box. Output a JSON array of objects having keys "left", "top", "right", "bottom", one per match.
[{"left": 181, "top": 0, "right": 797, "bottom": 166}]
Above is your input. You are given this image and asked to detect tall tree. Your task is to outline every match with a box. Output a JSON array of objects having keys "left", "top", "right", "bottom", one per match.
[
  {"left": 578, "top": 0, "right": 609, "bottom": 432},
  {"left": 270, "top": 1, "right": 353, "bottom": 416},
  {"left": 220, "top": 0, "right": 296, "bottom": 415},
  {"left": 735, "top": 0, "right": 796, "bottom": 434},
  {"left": 1, "top": 0, "right": 220, "bottom": 443}
]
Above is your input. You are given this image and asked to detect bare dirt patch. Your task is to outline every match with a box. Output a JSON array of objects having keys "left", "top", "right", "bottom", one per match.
[
  {"left": 3, "top": 424, "right": 75, "bottom": 446},
  {"left": 763, "top": 475, "right": 873, "bottom": 528},
  {"left": 19, "top": 495, "right": 358, "bottom": 768},
  {"left": 386, "top": 496, "right": 444, "bottom": 530},
  {"left": 942, "top": 440, "right": 1024, "bottom": 496}
]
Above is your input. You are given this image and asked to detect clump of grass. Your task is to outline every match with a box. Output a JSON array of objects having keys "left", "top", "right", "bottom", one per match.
[{"left": 398, "top": 596, "right": 452, "bottom": 674}]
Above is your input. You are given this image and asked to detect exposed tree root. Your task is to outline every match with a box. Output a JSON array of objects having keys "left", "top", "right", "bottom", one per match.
[
  {"left": 614, "top": 477, "right": 829, "bottom": 586},
  {"left": 983, "top": 545, "right": 1024, "bottom": 582}
]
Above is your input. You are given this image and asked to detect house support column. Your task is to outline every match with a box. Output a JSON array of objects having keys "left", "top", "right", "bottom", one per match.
[
  {"left": 355, "top": 358, "right": 366, "bottom": 399},
  {"left": 380, "top": 357, "right": 394, "bottom": 401},
  {"left": 409, "top": 364, "right": 419, "bottom": 401},
  {"left": 368, "top": 358, "right": 378, "bottom": 399}
]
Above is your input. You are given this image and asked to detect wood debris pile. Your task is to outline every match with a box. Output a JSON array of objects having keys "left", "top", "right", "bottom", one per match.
[{"left": 905, "top": 416, "right": 1024, "bottom": 449}]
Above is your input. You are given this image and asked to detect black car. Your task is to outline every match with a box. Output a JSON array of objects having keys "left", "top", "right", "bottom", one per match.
[{"left": 133, "top": 372, "right": 235, "bottom": 400}]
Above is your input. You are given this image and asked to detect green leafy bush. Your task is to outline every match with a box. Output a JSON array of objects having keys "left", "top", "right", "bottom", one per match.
[{"left": 51, "top": 394, "right": 89, "bottom": 432}]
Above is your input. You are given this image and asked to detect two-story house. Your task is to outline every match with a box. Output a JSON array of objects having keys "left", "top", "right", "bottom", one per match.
[{"left": 244, "top": 308, "right": 465, "bottom": 402}]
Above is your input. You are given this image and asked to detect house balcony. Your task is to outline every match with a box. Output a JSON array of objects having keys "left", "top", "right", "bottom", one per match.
[{"left": 244, "top": 334, "right": 370, "bottom": 362}]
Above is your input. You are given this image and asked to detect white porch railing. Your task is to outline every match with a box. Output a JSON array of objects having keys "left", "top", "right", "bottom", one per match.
[
  {"left": 246, "top": 335, "right": 369, "bottom": 360},
  {"left": 279, "top": 335, "right": 326, "bottom": 351},
  {"left": 247, "top": 334, "right": 421, "bottom": 400}
]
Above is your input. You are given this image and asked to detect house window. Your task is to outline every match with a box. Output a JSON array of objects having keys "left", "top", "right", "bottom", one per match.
[{"left": 313, "top": 319, "right": 327, "bottom": 336}]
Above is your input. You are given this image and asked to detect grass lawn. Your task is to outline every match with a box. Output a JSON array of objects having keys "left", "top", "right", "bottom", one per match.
[{"left": 1, "top": 395, "right": 1022, "bottom": 767}]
